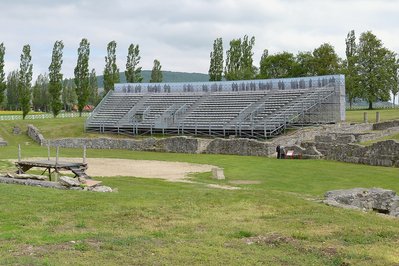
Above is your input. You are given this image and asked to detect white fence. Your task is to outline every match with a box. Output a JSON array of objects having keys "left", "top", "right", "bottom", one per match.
[{"left": 0, "top": 112, "right": 90, "bottom": 121}]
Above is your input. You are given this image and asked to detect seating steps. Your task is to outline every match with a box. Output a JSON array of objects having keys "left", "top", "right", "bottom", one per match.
[{"left": 86, "top": 87, "right": 336, "bottom": 137}]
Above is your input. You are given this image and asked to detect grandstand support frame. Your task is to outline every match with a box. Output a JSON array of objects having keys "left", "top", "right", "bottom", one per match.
[{"left": 85, "top": 75, "right": 345, "bottom": 139}]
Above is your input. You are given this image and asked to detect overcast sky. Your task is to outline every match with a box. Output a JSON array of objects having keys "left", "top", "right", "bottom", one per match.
[{"left": 1, "top": 0, "right": 399, "bottom": 81}]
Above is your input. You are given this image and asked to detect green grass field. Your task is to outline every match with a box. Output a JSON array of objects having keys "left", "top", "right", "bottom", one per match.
[
  {"left": 0, "top": 115, "right": 399, "bottom": 265},
  {"left": 346, "top": 108, "right": 399, "bottom": 123}
]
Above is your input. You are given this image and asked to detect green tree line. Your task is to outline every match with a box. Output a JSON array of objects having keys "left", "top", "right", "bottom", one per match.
[
  {"left": 0, "top": 31, "right": 397, "bottom": 116},
  {"left": 0, "top": 39, "right": 162, "bottom": 118},
  {"left": 209, "top": 31, "right": 399, "bottom": 109}
]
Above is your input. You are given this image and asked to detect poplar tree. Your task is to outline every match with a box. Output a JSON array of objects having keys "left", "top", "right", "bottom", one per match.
[
  {"left": 208, "top": 37, "right": 224, "bottom": 81},
  {"left": 62, "top": 79, "right": 77, "bottom": 112},
  {"left": 0, "top": 43, "right": 5, "bottom": 107},
  {"left": 103, "top": 40, "right": 120, "bottom": 94},
  {"left": 48, "top": 40, "right": 64, "bottom": 117},
  {"left": 125, "top": 44, "right": 143, "bottom": 83},
  {"left": 6, "top": 70, "right": 19, "bottom": 110},
  {"left": 18, "top": 45, "right": 33, "bottom": 119},
  {"left": 224, "top": 38, "right": 241, "bottom": 80},
  {"left": 74, "top": 38, "right": 90, "bottom": 116},
  {"left": 240, "top": 35, "right": 255, "bottom": 79},
  {"left": 32, "top": 74, "right": 50, "bottom": 112},
  {"left": 89, "top": 68, "right": 99, "bottom": 105},
  {"left": 224, "top": 35, "right": 255, "bottom": 80},
  {"left": 150, "top": 59, "right": 162, "bottom": 83},
  {"left": 344, "top": 30, "right": 359, "bottom": 109},
  {"left": 258, "top": 49, "right": 269, "bottom": 78}
]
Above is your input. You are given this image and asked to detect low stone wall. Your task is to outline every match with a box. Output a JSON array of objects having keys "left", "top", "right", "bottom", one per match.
[
  {"left": 373, "top": 120, "right": 399, "bottom": 130},
  {"left": 204, "top": 138, "right": 274, "bottom": 156},
  {"left": 44, "top": 136, "right": 201, "bottom": 154},
  {"left": 26, "top": 124, "right": 275, "bottom": 156},
  {"left": 43, "top": 136, "right": 275, "bottom": 156},
  {"left": 27, "top": 124, "right": 45, "bottom": 146},
  {"left": 313, "top": 126, "right": 399, "bottom": 145},
  {"left": 298, "top": 139, "right": 399, "bottom": 167}
]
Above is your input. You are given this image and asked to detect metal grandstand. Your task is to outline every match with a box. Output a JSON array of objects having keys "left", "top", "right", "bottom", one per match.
[{"left": 85, "top": 75, "right": 345, "bottom": 138}]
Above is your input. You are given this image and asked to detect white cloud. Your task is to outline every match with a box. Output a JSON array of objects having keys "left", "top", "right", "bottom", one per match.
[{"left": 1, "top": 0, "right": 399, "bottom": 80}]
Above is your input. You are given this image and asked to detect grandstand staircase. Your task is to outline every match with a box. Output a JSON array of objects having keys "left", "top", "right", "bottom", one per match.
[
  {"left": 154, "top": 103, "right": 188, "bottom": 128},
  {"left": 117, "top": 94, "right": 151, "bottom": 126},
  {"left": 85, "top": 91, "right": 145, "bottom": 132},
  {"left": 264, "top": 87, "right": 335, "bottom": 136}
]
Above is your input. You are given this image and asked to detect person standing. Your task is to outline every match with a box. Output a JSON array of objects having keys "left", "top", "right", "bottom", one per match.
[{"left": 276, "top": 145, "right": 281, "bottom": 159}]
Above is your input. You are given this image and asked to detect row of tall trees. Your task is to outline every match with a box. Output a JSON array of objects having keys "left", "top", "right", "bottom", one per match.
[
  {"left": 209, "top": 36, "right": 341, "bottom": 81},
  {"left": 0, "top": 39, "right": 164, "bottom": 117},
  {"left": 209, "top": 31, "right": 399, "bottom": 109},
  {"left": 209, "top": 35, "right": 256, "bottom": 81}
]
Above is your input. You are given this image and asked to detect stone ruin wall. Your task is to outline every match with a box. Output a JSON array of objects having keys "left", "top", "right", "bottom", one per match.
[
  {"left": 26, "top": 121, "right": 399, "bottom": 168},
  {"left": 27, "top": 124, "right": 275, "bottom": 156},
  {"left": 286, "top": 120, "right": 399, "bottom": 167}
]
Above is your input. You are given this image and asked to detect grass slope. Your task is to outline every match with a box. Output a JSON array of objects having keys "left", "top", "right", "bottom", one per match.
[{"left": 0, "top": 118, "right": 399, "bottom": 265}]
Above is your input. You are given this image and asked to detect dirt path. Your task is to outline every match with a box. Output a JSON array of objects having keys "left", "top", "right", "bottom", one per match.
[{"left": 18, "top": 158, "right": 216, "bottom": 181}]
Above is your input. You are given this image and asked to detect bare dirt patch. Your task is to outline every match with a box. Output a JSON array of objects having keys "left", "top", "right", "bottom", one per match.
[
  {"left": 206, "top": 184, "right": 240, "bottom": 190},
  {"left": 15, "top": 158, "right": 216, "bottom": 181},
  {"left": 229, "top": 180, "right": 261, "bottom": 185},
  {"left": 243, "top": 233, "right": 295, "bottom": 246}
]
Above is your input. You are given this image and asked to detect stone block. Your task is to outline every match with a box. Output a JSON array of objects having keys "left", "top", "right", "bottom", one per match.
[
  {"left": 212, "top": 167, "right": 225, "bottom": 180},
  {"left": 27, "top": 124, "right": 45, "bottom": 146},
  {"left": 59, "top": 176, "right": 80, "bottom": 187},
  {"left": 89, "top": 185, "right": 113, "bottom": 192}
]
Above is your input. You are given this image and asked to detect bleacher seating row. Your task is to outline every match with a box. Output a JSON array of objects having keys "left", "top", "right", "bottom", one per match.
[{"left": 85, "top": 87, "right": 336, "bottom": 138}]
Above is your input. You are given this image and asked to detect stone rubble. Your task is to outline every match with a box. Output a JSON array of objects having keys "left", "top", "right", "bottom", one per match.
[
  {"left": 58, "top": 176, "right": 112, "bottom": 192},
  {"left": 324, "top": 188, "right": 399, "bottom": 217},
  {"left": 12, "top": 126, "right": 21, "bottom": 135},
  {"left": 59, "top": 176, "right": 81, "bottom": 187},
  {"left": 0, "top": 174, "right": 113, "bottom": 193},
  {"left": 6, "top": 173, "right": 47, "bottom": 180},
  {"left": 0, "top": 135, "right": 7, "bottom": 146}
]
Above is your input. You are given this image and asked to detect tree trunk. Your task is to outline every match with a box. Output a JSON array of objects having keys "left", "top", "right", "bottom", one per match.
[{"left": 368, "top": 101, "right": 373, "bottom": 110}]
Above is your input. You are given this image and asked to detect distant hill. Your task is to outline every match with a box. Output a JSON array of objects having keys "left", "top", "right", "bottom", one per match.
[{"left": 97, "top": 70, "right": 209, "bottom": 87}]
